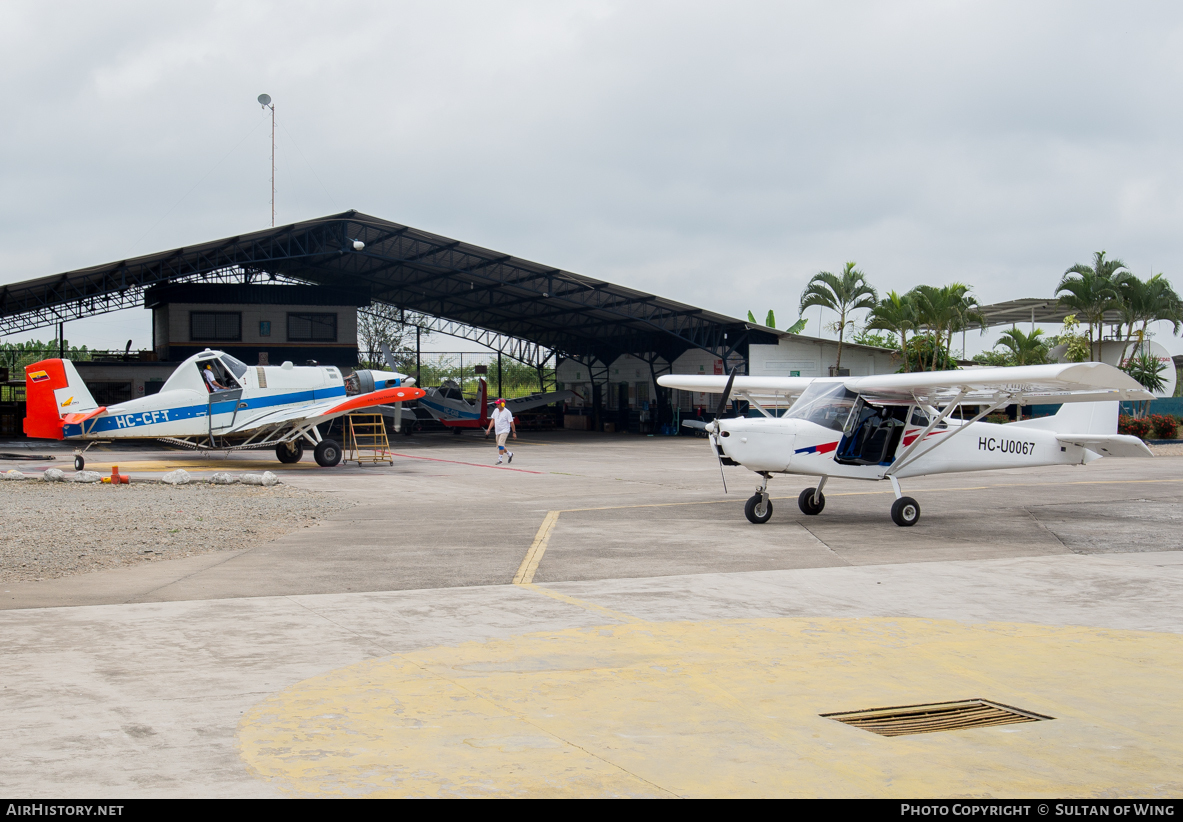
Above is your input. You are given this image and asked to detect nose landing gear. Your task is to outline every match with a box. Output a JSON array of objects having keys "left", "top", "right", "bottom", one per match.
[{"left": 744, "top": 473, "right": 773, "bottom": 524}]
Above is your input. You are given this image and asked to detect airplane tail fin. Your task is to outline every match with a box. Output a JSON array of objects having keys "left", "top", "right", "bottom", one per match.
[
  {"left": 1051, "top": 401, "right": 1118, "bottom": 435},
  {"left": 23, "top": 359, "right": 98, "bottom": 439}
]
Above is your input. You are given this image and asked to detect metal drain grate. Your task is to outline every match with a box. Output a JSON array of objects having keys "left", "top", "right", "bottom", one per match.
[{"left": 821, "top": 699, "right": 1053, "bottom": 737}]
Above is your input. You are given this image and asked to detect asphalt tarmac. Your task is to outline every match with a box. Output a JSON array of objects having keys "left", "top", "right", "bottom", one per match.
[{"left": 2, "top": 431, "right": 1181, "bottom": 797}]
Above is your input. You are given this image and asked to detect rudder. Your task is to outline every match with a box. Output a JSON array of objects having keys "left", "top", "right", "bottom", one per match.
[
  {"left": 1052, "top": 401, "right": 1118, "bottom": 435},
  {"left": 23, "top": 359, "right": 98, "bottom": 439}
]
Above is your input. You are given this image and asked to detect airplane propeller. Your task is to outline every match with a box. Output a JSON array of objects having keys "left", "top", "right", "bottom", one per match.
[
  {"left": 378, "top": 341, "right": 403, "bottom": 433},
  {"left": 711, "top": 369, "right": 737, "bottom": 493}
]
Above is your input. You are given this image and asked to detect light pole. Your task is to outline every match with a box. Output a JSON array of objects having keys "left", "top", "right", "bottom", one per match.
[{"left": 258, "top": 94, "right": 275, "bottom": 226}]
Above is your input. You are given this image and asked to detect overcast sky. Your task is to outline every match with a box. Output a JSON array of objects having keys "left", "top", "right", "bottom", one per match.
[{"left": 3, "top": 1, "right": 1183, "bottom": 355}]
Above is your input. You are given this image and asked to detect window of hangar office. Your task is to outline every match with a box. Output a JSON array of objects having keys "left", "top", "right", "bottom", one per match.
[
  {"left": 190, "top": 312, "right": 242, "bottom": 342},
  {"left": 287, "top": 312, "right": 337, "bottom": 342}
]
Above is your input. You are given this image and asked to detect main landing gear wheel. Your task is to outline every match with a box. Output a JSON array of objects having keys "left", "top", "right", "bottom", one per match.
[
  {"left": 891, "top": 496, "right": 921, "bottom": 527},
  {"left": 74, "top": 456, "right": 84, "bottom": 471},
  {"left": 314, "top": 439, "right": 342, "bottom": 467},
  {"left": 744, "top": 494, "right": 773, "bottom": 524},
  {"left": 798, "top": 487, "right": 825, "bottom": 515},
  {"left": 276, "top": 441, "right": 304, "bottom": 464}
]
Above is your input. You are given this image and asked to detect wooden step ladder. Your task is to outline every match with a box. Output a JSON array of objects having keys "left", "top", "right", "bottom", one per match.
[{"left": 344, "top": 413, "right": 394, "bottom": 466}]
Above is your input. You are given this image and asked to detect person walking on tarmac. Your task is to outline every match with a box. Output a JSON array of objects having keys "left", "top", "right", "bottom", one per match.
[{"left": 485, "top": 398, "right": 516, "bottom": 464}]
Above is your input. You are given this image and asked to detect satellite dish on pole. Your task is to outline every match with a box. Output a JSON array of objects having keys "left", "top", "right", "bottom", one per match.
[{"left": 258, "top": 93, "right": 271, "bottom": 107}]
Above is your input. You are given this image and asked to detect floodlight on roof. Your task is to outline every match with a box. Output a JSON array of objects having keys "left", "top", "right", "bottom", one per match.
[{"left": 258, "top": 93, "right": 272, "bottom": 107}]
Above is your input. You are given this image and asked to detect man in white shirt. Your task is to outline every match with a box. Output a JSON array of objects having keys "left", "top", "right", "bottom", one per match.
[
  {"left": 484, "top": 399, "right": 516, "bottom": 465},
  {"left": 203, "top": 364, "right": 227, "bottom": 392}
]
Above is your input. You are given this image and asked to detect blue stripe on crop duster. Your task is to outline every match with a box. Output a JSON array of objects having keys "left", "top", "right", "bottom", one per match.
[{"left": 62, "top": 386, "right": 346, "bottom": 438}]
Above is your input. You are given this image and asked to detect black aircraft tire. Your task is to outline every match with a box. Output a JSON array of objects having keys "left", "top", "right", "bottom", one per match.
[
  {"left": 314, "top": 439, "right": 343, "bottom": 467},
  {"left": 744, "top": 494, "right": 773, "bottom": 524},
  {"left": 276, "top": 441, "right": 304, "bottom": 464},
  {"left": 74, "top": 456, "right": 84, "bottom": 471},
  {"left": 798, "top": 487, "right": 825, "bottom": 515},
  {"left": 891, "top": 496, "right": 921, "bottom": 527}
]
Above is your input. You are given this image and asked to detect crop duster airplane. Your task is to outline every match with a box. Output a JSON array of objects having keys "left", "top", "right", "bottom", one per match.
[
  {"left": 23, "top": 349, "right": 425, "bottom": 469},
  {"left": 658, "top": 363, "right": 1154, "bottom": 527},
  {"left": 373, "top": 342, "right": 575, "bottom": 432}
]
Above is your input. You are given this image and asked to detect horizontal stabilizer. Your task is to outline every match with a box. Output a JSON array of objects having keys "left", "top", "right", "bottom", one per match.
[
  {"left": 61, "top": 406, "right": 108, "bottom": 425},
  {"left": 1056, "top": 434, "right": 1153, "bottom": 458}
]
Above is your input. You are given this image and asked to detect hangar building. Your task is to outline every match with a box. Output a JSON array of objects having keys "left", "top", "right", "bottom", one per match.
[{"left": 0, "top": 210, "right": 896, "bottom": 434}]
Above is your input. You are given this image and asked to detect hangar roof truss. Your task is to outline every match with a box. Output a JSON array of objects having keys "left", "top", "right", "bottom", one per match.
[{"left": 0, "top": 211, "right": 773, "bottom": 369}]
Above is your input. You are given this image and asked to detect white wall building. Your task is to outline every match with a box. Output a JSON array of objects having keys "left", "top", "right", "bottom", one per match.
[{"left": 557, "top": 331, "right": 899, "bottom": 414}]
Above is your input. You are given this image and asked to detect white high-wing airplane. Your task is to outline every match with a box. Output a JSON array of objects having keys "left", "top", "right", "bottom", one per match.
[
  {"left": 23, "top": 350, "right": 425, "bottom": 469},
  {"left": 658, "top": 363, "right": 1154, "bottom": 527}
]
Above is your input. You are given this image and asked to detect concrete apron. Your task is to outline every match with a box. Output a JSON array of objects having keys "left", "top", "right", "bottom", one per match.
[{"left": 4, "top": 552, "right": 1182, "bottom": 798}]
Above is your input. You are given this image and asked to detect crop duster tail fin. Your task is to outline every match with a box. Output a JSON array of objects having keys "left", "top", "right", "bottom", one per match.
[{"left": 23, "top": 359, "right": 99, "bottom": 439}]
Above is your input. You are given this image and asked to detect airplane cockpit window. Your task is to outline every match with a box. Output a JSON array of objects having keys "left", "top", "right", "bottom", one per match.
[
  {"left": 836, "top": 401, "right": 909, "bottom": 466},
  {"left": 785, "top": 382, "right": 858, "bottom": 432},
  {"left": 197, "top": 358, "right": 240, "bottom": 392},
  {"left": 910, "top": 407, "right": 948, "bottom": 429},
  {"left": 439, "top": 381, "right": 464, "bottom": 401},
  {"left": 220, "top": 354, "right": 249, "bottom": 380}
]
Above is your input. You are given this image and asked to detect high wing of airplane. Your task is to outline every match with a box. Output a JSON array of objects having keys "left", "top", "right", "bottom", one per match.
[
  {"left": 657, "top": 363, "right": 1154, "bottom": 527},
  {"left": 23, "top": 350, "right": 425, "bottom": 469}
]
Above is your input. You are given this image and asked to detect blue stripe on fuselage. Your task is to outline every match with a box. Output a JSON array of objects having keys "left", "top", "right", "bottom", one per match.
[
  {"left": 419, "top": 397, "right": 480, "bottom": 421},
  {"left": 61, "top": 386, "right": 346, "bottom": 438}
]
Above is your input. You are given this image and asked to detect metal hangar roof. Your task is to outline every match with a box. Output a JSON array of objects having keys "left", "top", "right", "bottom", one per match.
[{"left": 0, "top": 211, "right": 775, "bottom": 369}]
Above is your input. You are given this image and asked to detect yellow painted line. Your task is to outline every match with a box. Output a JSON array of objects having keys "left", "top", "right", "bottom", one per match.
[
  {"left": 516, "top": 582, "right": 643, "bottom": 624},
  {"left": 513, "top": 511, "right": 560, "bottom": 585},
  {"left": 510, "top": 476, "right": 1183, "bottom": 584}
]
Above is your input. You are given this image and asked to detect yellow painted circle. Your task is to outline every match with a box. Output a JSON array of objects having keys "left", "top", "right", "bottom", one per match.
[{"left": 238, "top": 617, "right": 1183, "bottom": 797}]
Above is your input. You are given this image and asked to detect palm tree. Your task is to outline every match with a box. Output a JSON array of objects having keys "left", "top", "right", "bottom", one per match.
[
  {"left": 1057, "top": 251, "right": 1127, "bottom": 360},
  {"left": 867, "top": 291, "right": 916, "bottom": 372},
  {"left": 1113, "top": 272, "right": 1182, "bottom": 362},
  {"left": 995, "top": 326, "right": 1049, "bottom": 366},
  {"left": 907, "top": 283, "right": 981, "bottom": 371},
  {"left": 799, "top": 262, "right": 878, "bottom": 373}
]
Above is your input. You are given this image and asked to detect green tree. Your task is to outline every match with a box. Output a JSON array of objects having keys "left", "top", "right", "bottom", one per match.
[
  {"left": 866, "top": 290, "right": 916, "bottom": 372},
  {"left": 1057, "top": 251, "right": 1126, "bottom": 360},
  {"left": 902, "top": 334, "right": 958, "bottom": 373},
  {"left": 1050, "top": 314, "right": 1092, "bottom": 363},
  {"left": 1112, "top": 272, "right": 1182, "bottom": 362},
  {"left": 908, "top": 283, "right": 982, "bottom": 371},
  {"left": 799, "top": 262, "right": 878, "bottom": 373},
  {"left": 1121, "top": 351, "right": 1168, "bottom": 418},
  {"left": 356, "top": 303, "right": 430, "bottom": 370},
  {"left": 994, "top": 326, "right": 1050, "bottom": 366}
]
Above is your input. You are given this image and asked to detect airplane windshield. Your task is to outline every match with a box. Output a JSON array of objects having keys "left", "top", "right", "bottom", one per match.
[
  {"left": 785, "top": 382, "right": 859, "bottom": 432},
  {"left": 220, "top": 355, "right": 249, "bottom": 380}
]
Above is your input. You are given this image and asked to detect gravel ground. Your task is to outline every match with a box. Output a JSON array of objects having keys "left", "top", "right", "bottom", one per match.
[
  {"left": 0, "top": 482, "right": 352, "bottom": 582},
  {"left": 1150, "top": 443, "right": 1183, "bottom": 456}
]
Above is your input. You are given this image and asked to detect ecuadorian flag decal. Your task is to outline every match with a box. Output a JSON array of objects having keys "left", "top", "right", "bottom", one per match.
[
  {"left": 29, "top": 370, "right": 50, "bottom": 383},
  {"left": 795, "top": 441, "right": 839, "bottom": 455}
]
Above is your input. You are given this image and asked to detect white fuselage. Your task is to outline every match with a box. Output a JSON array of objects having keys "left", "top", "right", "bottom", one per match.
[
  {"left": 716, "top": 414, "right": 1095, "bottom": 482},
  {"left": 63, "top": 352, "right": 406, "bottom": 441}
]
